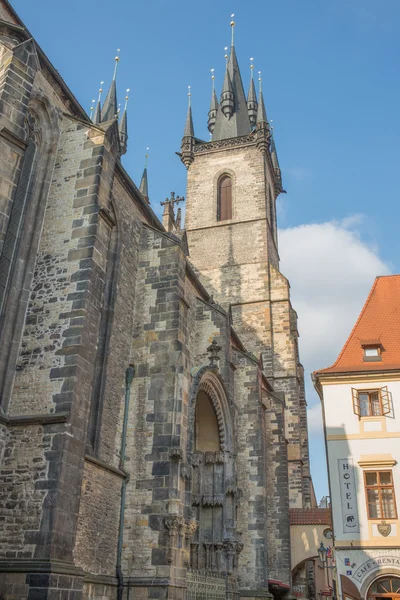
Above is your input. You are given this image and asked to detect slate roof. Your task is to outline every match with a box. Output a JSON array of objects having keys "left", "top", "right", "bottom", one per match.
[
  {"left": 212, "top": 45, "right": 251, "bottom": 141},
  {"left": 315, "top": 275, "right": 400, "bottom": 375}
]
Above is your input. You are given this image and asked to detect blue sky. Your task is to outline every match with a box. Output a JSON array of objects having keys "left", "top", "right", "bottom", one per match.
[{"left": 11, "top": 0, "right": 400, "bottom": 500}]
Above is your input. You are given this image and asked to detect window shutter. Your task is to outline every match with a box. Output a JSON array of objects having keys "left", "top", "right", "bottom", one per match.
[
  {"left": 352, "top": 388, "right": 360, "bottom": 416},
  {"left": 381, "top": 386, "right": 391, "bottom": 415}
]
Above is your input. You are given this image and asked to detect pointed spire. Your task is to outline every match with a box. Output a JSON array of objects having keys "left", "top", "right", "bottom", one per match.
[
  {"left": 256, "top": 71, "right": 269, "bottom": 124},
  {"left": 184, "top": 86, "right": 194, "bottom": 137},
  {"left": 247, "top": 58, "right": 258, "bottom": 127},
  {"left": 220, "top": 64, "right": 234, "bottom": 119},
  {"left": 212, "top": 16, "right": 251, "bottom": 140},
  {"left": 208, "top": 69, "right": 219, "bottom": 134},
  {"left": 270, "top": 122, "right": 280, "bottom": 171},
  {"left": 139, "top": 149, "right": 149, "bottom": 201},
  {"left": 119, "top": 88, "right": 129, "bottom": 155},
  {"left": 181, "top": 87, "right": 195, "bottom": 169},
  {"left": 94, "top": 81, "right": 104, "bottom": 124},
  {"left": 102, "top": 50, "right": 120, "bottom": 122}
]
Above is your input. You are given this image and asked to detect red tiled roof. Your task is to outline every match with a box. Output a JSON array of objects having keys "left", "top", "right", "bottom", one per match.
[
  {"left": 289, "top": 508, "right": 332, "bottom": 526},
  {"left": 315, "top": 275, "right": 400, "bottom": 375}
]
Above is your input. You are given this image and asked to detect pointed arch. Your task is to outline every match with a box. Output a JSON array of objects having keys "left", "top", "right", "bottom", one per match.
[
  {"left": 188, "top": 367, "right": 233, "bottom": 454},
  {"left": 0, "top": 92, "right": 61, "bottom": 410},
  {"left": 217, "top": 175, "right": 232, "bottom": 221}
]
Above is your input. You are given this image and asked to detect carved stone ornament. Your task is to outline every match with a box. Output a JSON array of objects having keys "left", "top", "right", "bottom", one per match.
[
  {"left": 378, "top": 521, "right": 392, "bottom": 537},
  {"left": 164, "top": 515, "right": 185, "bottom": 533},
  {"left": 169, "top": 447, "right": 183, "bottom": 461},
  {"left": 180, "top": 463, "right": 192, "bottom": 480},
  {"left": 24, "top": 110, "right": 41, "bottom": 143},
  {"left": 194, "top": 133, "right": 256, "bottom": 154}
]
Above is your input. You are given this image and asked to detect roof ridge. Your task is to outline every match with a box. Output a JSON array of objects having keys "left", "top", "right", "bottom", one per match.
[{"left": 316, "top": 277, "right": 379, "bottom": 373}]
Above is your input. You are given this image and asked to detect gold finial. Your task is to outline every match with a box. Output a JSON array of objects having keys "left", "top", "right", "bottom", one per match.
[
  {"left": 211, "top": 68, "right": 215, "bottom": 91},
  {"left": 145, "top": 147, "right": 149, "bottom": 167},
  {"left": 224, "top": 46, "right": 228, "bottom": 67},
  {"left": 124, "top": 88, "right": 130, "bottom": 112},
  {"left": 250, "top": 58, "right": 254, "bottom": 79},
  {"left": 90, "top": 99, "right": 95, "bottom": 119},
  {"left": 97, "top": 81, "right": 104, "bottom": 104},
  {"left": 230, "top": 13, "right": 235, "bottom": 46},
  {"left": 258, "top": 70, "right": 262, "bottom": 93},
  {"left": 113, "top": 48, "right": 121, "bottom": 79},
  {"left": 188, "top": 85, "right": 191, "bottom": 107}
]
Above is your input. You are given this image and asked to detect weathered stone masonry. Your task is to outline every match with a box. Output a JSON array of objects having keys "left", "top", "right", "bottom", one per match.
[{"left": 0, "top": 3, "right": 314, "bottom": 600}]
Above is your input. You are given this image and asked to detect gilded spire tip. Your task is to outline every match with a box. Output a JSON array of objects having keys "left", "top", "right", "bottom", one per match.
[
  {"left": 250, "top": 58, "right": 254, "bottom": 79},
  {"left": 211, "top": 68, "right": 215, "bottom": 91},
  {"left": 258, "top": 70, "right": 262, "bottom": 93},
  {"left": 230, "top": 13, "right": 235, "bottom": 46},
  {"left": 113, "top": 48, "right": 121, "bottom": 79},
  {"left": 188, "top": 85, "right": 191, "bottom": 107},
  {"left": 224, "top": 46, "right": 228, "bottom": 67},
  {"left": 124, "top": 88, "right": 130, "bottom": 112}
]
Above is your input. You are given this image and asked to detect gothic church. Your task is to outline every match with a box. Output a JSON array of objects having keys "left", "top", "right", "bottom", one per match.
[{"left": 0, "top": 2, "right": 316, "bottom": 599}]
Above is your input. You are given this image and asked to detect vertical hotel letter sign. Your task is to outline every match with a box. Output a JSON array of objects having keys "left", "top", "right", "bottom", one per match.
[{"left": 338, "top": 459, "right": 359, "bottom": 533}]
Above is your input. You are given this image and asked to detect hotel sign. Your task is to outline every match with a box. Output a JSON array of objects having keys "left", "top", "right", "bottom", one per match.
[
  {"left": 354, "top": 556, "right": 400, "bottom": 583},
  {"left": 338, "top": 459, "right": 359, "bottom": 533}
]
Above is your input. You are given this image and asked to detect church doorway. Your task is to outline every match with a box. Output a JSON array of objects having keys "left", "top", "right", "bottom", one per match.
[{"left": 367, "top": 575, "right": 400, "bottom": 600}]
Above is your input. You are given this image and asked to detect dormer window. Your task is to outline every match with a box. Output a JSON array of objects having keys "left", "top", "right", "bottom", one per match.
[
  {"left": 362, "top": 343, "right": 382, "bottom": 362},
  {"left": 365, "top": 347, "right": 379, "bottom": 357}
]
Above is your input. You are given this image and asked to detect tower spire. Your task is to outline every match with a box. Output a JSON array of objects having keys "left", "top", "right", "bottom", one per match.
[
  {"left": 255, "top": 71, "right": 271, "bottom": 154},
  {"left": 212, "top": 16, "right": 251, "bottom": 140},
  {"left": 119, "top": 88, "right": 129, "bottom": 155},
  {"left": 247, "top": 58, "right": 258, "bottom": 127},
  {"left": 139, "top": 148, "right": 149, "bottom": 202},
  {"left": 184, "top": 86, "right": 194, "bottom": 137},
  {"left": 102, "top": 49, "right": 120, "bottom": 122},
  {"left": 220, "top": 62, "right": 234, "bottom": 119},
  {"left": 256, "top": 71, "right": 269, "bottom": 124},
  {"left": 208, "top": 69, "right": 219, "bottom": 134},
  {"left": 94, "top": 81, "right": 104, "bottom": 124},
  {"left": 181, "top": 86, "right": 195, "bottom": 168}
]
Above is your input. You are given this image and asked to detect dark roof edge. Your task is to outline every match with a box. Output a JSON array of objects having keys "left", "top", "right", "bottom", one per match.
[
  {"left": 1, "top": 3, "right": 88, "bottom": 120},
  {"left": 114, "top": 161, "right": 163, "bottom": 231}
]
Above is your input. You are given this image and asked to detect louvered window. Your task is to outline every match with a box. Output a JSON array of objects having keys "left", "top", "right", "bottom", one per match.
[{"left": 217, "top": 175, "right": 232, "bottom": 221}]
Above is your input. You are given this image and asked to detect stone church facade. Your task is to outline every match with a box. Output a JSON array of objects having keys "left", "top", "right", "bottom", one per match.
[{"left": 0, "top": 2, "right": 313, "bottom": 599}]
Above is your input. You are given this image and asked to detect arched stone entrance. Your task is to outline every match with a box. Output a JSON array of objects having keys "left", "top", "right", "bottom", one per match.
[{"left": 187, "top": 368, "right": 242, "bottom": 597}]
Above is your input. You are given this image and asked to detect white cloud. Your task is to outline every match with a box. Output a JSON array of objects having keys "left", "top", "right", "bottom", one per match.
[
  {"left": 278, "top": 217, "right": 391, "bottom": 495},
  {"left": 279, "top": 217, "right": 391, "bottom": 376}
]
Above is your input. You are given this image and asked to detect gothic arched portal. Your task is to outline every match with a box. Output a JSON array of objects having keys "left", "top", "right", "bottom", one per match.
[{"left": 188, "top": 370, "right": 242, "bottom": 575}]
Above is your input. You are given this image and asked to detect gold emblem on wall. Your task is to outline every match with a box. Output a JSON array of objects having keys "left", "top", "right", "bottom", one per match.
[{"left": 378, "top": 521, "right": 391, "bottom": 537}]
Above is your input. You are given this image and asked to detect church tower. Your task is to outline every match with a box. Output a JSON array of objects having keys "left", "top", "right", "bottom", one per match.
[{"left": 180, "top": 20, "right": 311, "bottom": 510}]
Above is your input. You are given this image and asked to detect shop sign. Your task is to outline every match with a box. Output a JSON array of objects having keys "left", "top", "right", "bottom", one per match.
[
  {"left": 354, "top": 556, "right": 400, "bottom": 583},
  {"left": 338, "top": 458, "right": 359, "bottom": 533}
]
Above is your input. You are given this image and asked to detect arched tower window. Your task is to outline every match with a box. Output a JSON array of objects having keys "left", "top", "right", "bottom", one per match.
[{"left": 217, "top": 175, "right": 232, "bottom": 221}]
